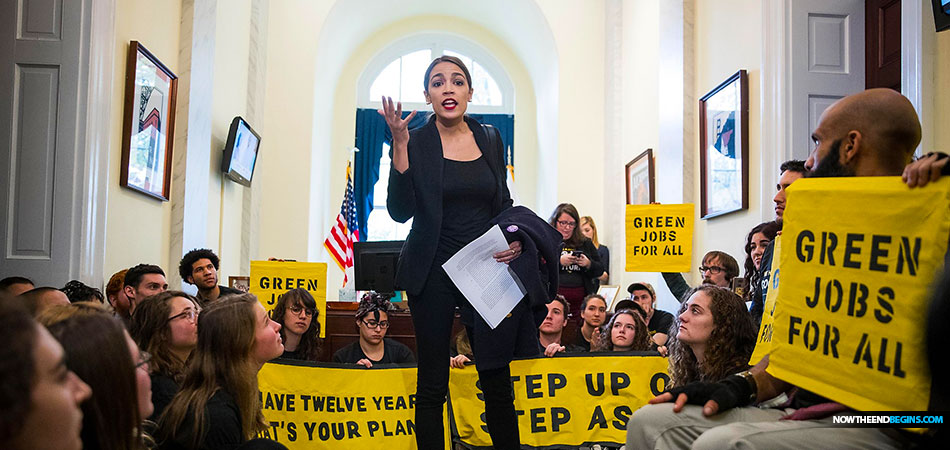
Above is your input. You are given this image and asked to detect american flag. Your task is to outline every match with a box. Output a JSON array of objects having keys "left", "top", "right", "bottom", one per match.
[{"left": 324, "top": 164, "right": 360, "bottom": 286}]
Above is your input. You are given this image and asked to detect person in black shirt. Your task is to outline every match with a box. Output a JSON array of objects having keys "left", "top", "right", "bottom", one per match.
[
  {"left": 332, "top": 292, "right": 414, "bottom": 367},
  {"left": 626, "top": 282, "right": 674, "bottom": 347},
  {"left": 270, "top": 288, "right": 322, "bottom": 361},
  {"left": 383, "top": 55, "right": 536, "bottom": 450},
  {"left": 550, "top": 203, "right": 605, "bottom": 314},
  {"left": 129, "top": 291, "right": 200, "bottom": 422},
  {"left": 567, "top": 294, "right": 608, "bottom": 352}
]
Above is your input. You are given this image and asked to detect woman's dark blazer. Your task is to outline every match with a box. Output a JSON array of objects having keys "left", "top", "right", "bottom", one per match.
[{"left": 387, "top": 115, "right": 512, "bottom": 296}]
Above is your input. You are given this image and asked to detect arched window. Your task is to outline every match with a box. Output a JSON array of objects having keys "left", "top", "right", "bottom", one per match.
[{"left": 356, "top": 35, "right": 515, "bottom": 242}]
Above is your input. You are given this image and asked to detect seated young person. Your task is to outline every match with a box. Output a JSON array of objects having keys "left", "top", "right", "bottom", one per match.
[
  {"left": 540, "top": 295, "right": 573, "bottom": 356},
  {"left": 664, "top": 286, "right": 756, "bottom": 387},
  {"left": 270, "top": 288, "right": 322, "bottom": 361},
  {"left": 156, "top": 294, "right": 285, "bottom": 450},
  {"left": 41, "top": 303, "right": 153, "bottom": 450},
  {"left": 130, "top": 291, "right": 200, "bottom": 421},
  {"left": 332, "top": 292, "right": 415, "bottom": 368},
  {"left": 592, "top": 305, "right": 652, "bottom": 352},
  {"left": 742, "top": 221, "right": 780, "bottom": 303},
  {"left": 0, "top": 298, "right": 91, "bottom": 450},
  {"left": 566, "top": 294, "right": 608, "bottom": 351},
  {"left": 661, "top": 251, "right": 739, "bottom": 301},
  {"left": 626, "top": 282, "right": 675, "bottom": 347}
]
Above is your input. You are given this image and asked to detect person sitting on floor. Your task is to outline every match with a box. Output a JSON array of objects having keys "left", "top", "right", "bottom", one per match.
[
  {"left": 270, "top": 288, "right": 323, "bottom": 361},
  {"left": 332, "top": 292, "right": 415, "bottom": 368}
]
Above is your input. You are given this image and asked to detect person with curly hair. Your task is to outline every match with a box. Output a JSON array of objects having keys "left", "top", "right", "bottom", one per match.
[
  {"left": 270, "top": 288, "right": 323, "bottom": 361},
  {"left": 332, "top": 292, "right": 414, "bottom": 368},
  {"left": 592, "top": 303, "right": 652, "bottom": 352},
  {"left": 60, "top": 280, "right": 105, "bottom": 304},
  {"left": 178, "top": 249, "right": 241, "bottom": 306},
  {"left": 742, "top": 221, "right": 780, "bottom": 302},
  {"left": 664, "top": 286, "right": 756, "bottom": 388},
  {"left": 130, "top": 291, "right": 200, "bottom": 421}
]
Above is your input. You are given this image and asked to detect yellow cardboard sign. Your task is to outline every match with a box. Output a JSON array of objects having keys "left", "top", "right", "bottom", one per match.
[
  {"left": 449, "top": 355, "right": 669, "bottom": 447},
  {"left": 749, "top": 235, "right": 782, "bottom": 364},
  {"left": 250, "top": 261, "right": 327, "bottom": 338},
  {"left": 625, "top": 204, "right": 694, "bottom": 272},
  {"left": 769, "top": 177, "right": 950, "bottom": 412},
  {"left": 257, "top": 362, "right": 449, "bottom": 449}
]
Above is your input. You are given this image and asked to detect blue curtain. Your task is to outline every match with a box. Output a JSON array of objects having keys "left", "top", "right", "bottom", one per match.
[{"left": 353, "top": 109, "right": 514, "bottom": 239}]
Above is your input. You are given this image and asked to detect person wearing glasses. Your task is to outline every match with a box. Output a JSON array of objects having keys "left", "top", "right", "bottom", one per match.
[
  {"left": 39, "top": 302, "right": 154, "bottom": 450},
  {"left": 333, "top": 292, "right": 415, "bottom": 368},
  {"left": 661, "top": 250, "right": 739, "bottom": 302},
  {"left": 549, "top": 203, "right": 605, "bottom": 313},
  {"left": 270, "top": 288, "right": 323, "bottom": 361},
  {"left": 130, "top": 291, "right": 201, "bottom": 421}
]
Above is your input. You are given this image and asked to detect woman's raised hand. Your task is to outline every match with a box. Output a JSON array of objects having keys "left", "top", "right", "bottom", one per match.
[{"left": 377, "top": 96, "right": 417, "bottom": 143}]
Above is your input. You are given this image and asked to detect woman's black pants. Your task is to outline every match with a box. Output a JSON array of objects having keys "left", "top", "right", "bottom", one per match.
[{"left": 409, "top": 261, "right": 540, "bottom": 450}]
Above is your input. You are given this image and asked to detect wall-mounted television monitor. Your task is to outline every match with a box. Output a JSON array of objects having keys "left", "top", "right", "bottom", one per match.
[
  {"left": 353, "top": 240, "right": 404, "bottom": 297},
  {"left": 935, "top": 0, "right": 950, "bottom": 32},
  {"left": 221, "top": 116, "right": 261, "bottom": 186}
]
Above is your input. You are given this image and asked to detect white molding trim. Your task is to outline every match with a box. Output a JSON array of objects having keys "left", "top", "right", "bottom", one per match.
[
  {"left": 77, "top": 0, "right": 115, "bottom": 286},
  {"left": 760, "top": 0, "right": 789, "bottom": 224},
  {"left": 902, "top": 0, "right": 934, "bottom": 156},
  {"left": 355, "top": 32, "right": 515, "bottom": 114}
]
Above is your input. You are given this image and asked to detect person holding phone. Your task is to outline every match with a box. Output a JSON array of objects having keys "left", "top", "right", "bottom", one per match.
[{"left": 550, "top": 203, "right": 605, "bottom": 313}]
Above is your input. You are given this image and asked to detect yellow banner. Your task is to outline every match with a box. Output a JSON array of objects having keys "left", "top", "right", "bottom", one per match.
[
  {"left": 257, "top": 362, "right": 446, "bottom": 449},
  {"left": 769, "top": 177, "right": 950, "bottom": 412},
  {"left": 449, "top": 355, "right": 669, "bottom": 448},
  {"left": 749, "top": 235, "right": 782, "bottom": 364},
  {"left": 250, "top": 261, "right": 327, "bottom": 338},
  {"left": 625, "top": 204, "right": 694, "bottom": 272}
]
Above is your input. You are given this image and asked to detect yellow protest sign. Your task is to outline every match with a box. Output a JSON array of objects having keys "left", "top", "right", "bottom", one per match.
[
  {"left": 768, "top": 177, "right": 950, "bottom": 412},
  {"left": 250, "top": 261, "right": 327, "bottom": 338},
  {"left": 257, "top": 361, "right": 449, "bottom": 449},
  {"left": 625, "top": 204, "right": 694, "bottom": 272},
  {"left": 449, "top": 355, "right": 669, "bottom": 448},
  {"left": 749, "top": 235, "right": 782, "bottom": 364}
]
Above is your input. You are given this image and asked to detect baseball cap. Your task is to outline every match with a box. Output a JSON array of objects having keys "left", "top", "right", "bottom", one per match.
[{"left": 627, "top": 282, "right": 656, "bottom": 299}]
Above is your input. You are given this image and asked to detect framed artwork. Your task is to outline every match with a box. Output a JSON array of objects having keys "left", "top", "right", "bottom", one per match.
[
  {"left": 229, "top": 276, "right": 250, "bottom": 293},
  {"left": 625, "top": 148, "right": 655, "bottom": 205},
  {"left": 120, "top": 41, "right": 178, "bottom": 201},
  {"left": 699, "top": 69, "right": 748, "bottom": 219},
  {"left": 596, "top": 285, "right": 623, "bottom": 311}
]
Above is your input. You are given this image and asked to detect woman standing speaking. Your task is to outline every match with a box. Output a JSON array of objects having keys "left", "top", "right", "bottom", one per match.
[{"left": 381, "top": 55, "right": 536, "bottom": 450}]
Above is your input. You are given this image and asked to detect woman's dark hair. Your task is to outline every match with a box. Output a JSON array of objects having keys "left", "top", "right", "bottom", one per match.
[
  {"left": 580, "top": 294, "right": 606, "bottom": 311},
  {"left": 61, "top": 280, "right": 104, "bottom": 303},
  {"left": 423, "top": 55, "right": 472, "bottom": 92},
  {"left": 130, "top": 291, "right": 199, "bottom": 379},
  {"left": 356, "top": 291, "right": 394, "bottom": 322},
  {"left": 549, "top": 203, "right": 587, "bottom": 247},
  {"left": 592, "top": 308, "right": 651, "bottom": 352},
  {"left": 0, "top": 298, "right": 37, "bottom": 443},
  {"left": 46, "top": 309, "right": 143, "bottom": 450},
  {"left": 270, "top": 288, "right": 323, "bottom": 360},
  {"left": 667, "top": 286, "right": 756, "bottom": 388},
  {"left": 742, "top": 221, "right": 780, "bottom": 299}
]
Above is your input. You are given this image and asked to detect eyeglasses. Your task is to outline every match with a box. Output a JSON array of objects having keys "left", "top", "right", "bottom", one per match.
[
  {"left": 361, "top": 319, "right": 390, "bottom": 329},
  {"left": 290, "top": 305, "right": 315, "bottom": 317},
  {"left": 136, "top": 351, "right": 152, "bottom": 371},
  {"left": 699, "top": 265, "right": 725, "bottom": 274},
  {"left": 556, "top": 220, "right": 576, "bottom": 228},
  {"left": 166, "top": 308, "right": 199, "bottom": 324}
]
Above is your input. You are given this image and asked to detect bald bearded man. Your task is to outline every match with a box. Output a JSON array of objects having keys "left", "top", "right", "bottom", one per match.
[{"left": 627, "top": 89, "right": 923, "bottom": 450}]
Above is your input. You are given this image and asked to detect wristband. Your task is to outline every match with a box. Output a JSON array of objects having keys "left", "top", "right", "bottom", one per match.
[{"left": 735, "top": 370, "right": 758, "bottom": 404}]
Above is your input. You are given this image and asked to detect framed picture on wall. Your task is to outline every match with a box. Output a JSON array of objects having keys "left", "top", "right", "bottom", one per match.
[
  {"left": 625, "top": 148, "right": 655, "bottom": 205},
  {"left": 229, "top": 276, "right": 250, "bottom": 293},
  {"left": 120, "top": 41, "right": 178, "bottom": 201},
  {"left": 699, "top": 69, "right": 748, "bottom": 219}
]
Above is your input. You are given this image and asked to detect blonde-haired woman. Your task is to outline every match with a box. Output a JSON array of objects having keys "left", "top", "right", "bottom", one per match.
[
  {"left": 580, "top": 216, "right": 609, "bottom": 284},
  {"left": 156, "top": 294, "right": 284, "bottom": 450}
]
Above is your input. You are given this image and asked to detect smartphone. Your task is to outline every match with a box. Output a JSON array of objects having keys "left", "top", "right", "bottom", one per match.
[
  {"left": 572, "top": 250, "right": 584, "bottom": 257},
  {"left": 731, "top": 277, "right": 749, "bottom": 297}
]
